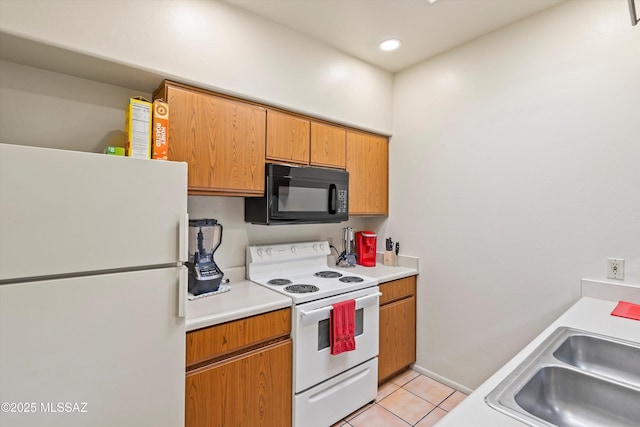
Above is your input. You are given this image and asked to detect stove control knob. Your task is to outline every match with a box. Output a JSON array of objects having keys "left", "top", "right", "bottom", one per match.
[
  {"left": 256, "top": 248, "right": 264, "bottom": 257},
  {"left": 319, "top": 243, "right": 326, "bottom": 251},
  {"left": 266, "top": 248, "right": 273, "bottom": 256},
  {"left": 313, "top": 244, "right": 319, "bottom": 251},
  {"left": 291, "top": 245, "right": 297, "bottom": 253}
]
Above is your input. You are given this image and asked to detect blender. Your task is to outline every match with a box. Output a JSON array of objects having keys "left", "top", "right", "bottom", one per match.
[{"left": 186, "top": 219, "right": 224, "bottom": 295}]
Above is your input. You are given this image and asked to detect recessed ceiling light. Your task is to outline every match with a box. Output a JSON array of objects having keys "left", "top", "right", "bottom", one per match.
[{"left": 379, "top": 39, "right": 401, "bottom": 51}]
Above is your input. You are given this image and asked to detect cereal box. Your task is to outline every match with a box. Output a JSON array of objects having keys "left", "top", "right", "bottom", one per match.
[
  {"left": 152, "top": 99, "right": 169, "bottom": 160},
  {"left": 125, "top": 97, "right": 152, "bottom": 159}
]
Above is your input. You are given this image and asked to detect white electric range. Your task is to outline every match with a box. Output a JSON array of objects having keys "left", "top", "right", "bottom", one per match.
[
  {"left": 246, "top": 241, "right": 381, "bottom": 427},
  {"left": 246, "top": 240, "right": 378, "bottom": 303}
]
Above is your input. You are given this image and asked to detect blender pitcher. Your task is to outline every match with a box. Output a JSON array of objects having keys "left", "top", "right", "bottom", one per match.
[{"left": 186, "top": 219, "right": 224, "bottom": 295}]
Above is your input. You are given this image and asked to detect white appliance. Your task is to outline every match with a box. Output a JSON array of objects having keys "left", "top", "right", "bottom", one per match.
[
  {"left": 0, "top": 144, "right": 188, "bottom": 427},
  {"left": 247, "top": 241, "right": 380, "bottom": 427}
]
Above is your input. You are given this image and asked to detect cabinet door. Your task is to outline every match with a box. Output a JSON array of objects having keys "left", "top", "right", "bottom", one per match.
[
  {"left": 310, "top": 122, "right": 346, "bottom": 169},
  {"left": 266, "top": 110, "right": 310, "bottom": 165},
  {"left": 378, "top": 296, "right": 416, "bottom": 384},
  {"left": 346, "top": 130, "right": 388, "bottom": 215},
  {"left": 164, "top": 84, "right": 266, "bottom": 196},
  {"left": 185, "top": 339, "right": 292, "bottom": 427}
]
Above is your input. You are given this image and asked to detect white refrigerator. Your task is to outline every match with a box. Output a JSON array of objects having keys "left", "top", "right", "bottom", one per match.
[{"left": 0, "top": 143, "right": 188, "bottom": 427}]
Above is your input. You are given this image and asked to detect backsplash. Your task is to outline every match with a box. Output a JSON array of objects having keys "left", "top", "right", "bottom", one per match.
[
  {"left": 187, "top": 195, "right": 384, "bottom": 268},
  {"left": 582, "top": 279, "right": 640, "bottom": 304}
]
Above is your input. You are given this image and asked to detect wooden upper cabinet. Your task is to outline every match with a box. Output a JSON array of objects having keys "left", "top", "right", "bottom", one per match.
[
  {"left": 310, "top": 122, "right": 346, "bottom": 169},
  {"left": 266, "top": 110, "right": 310, "bottom": 165},
  {"left": 346, "top": 130, "right": 388, "bottom": 215},
  {"left": 155, "top": 81, "right": 266, "bottom": 196}
]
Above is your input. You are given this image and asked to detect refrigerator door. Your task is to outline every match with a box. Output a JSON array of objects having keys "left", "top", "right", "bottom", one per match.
[
  {"left": 0, "top": 144, "right": 188, "bottom": 281},
  {"left": 0, "top": 267, "right": 186, "bottom": 427}
]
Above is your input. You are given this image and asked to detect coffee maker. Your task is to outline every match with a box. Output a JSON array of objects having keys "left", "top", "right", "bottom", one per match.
[
  {"left": 186, "top": 219, "right": 224, "bottom": 295},
  {"left": 355, "top": 231, "right": 377, "bottom": 267}
]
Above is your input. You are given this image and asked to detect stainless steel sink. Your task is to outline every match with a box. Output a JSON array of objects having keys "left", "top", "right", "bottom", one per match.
[
  {"left": 553, "top": 334, "right": 640, "bottom": 386},
  {"left": 486, "top": 327, "right": 640, "bottom": 427},
  {"left": 515, "top": 366, "right": 640, "bottom": 426}
]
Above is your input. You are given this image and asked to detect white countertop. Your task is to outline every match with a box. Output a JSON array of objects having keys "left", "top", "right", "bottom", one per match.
[
  {"left": 185, "top": 267, "right": 292, "bottom": 332},
  {"left": 185, "top": 255, "right": 418, "bottom": 332},
  {"left": 436, "top": 294, "right": 640, "bottom": 426},
  {"left": 334, "top": 253, "right": 419, "bottom": 283}
]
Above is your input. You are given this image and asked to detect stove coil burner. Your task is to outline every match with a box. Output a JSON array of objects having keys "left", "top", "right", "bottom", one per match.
[
  {"left": 339, "top": 276, "right": 364, "bottom": 283},
  {"left": 314, "top": 271, "right": 343, "bottom": 279},
  {"left": 267, "top": 278, "right": 293, "bottom": 286},
  {"left": 284, "top": 284, "right": 320, "bottom": 294}
]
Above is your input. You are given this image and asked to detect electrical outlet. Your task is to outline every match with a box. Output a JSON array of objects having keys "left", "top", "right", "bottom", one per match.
[{"left": 607, "top": 258, "right": 625, "bottom": 280}]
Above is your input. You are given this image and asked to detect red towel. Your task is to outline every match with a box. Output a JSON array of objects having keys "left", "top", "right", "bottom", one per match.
[
  {"left": 330, "top": 299, "right": 356, "bottom": 355},
  {"left": 611, "top": 301, "right": 640, "bottom": 321}
]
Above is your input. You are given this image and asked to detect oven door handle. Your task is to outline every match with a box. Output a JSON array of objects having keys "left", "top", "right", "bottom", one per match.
[
  {"left": 300, "top": 292, "right": 382, "bottom": 325},
  {"left": 353, "top": 292, "right": 383, "bottom": 310}
]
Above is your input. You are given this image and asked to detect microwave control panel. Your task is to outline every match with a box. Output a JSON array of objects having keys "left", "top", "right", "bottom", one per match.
[{"left": 337, "top": 189, "right": 348, "bottom": 213}]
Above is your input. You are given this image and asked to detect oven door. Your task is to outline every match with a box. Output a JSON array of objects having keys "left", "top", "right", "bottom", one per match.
[
  {"left": 269, "top": 164, "right": 349, "bottom": 223},
  {"left": 292, "top": 286, "right": 380, "bottom": 393}
]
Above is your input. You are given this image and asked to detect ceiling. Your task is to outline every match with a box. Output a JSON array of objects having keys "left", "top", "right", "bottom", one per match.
[{"left": 223, "top": 0, "right": 565, "bottom": 73}]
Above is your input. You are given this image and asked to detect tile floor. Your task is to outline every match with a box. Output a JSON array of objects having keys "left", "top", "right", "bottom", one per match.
[{"left": 331, "top": 369, "right": 467, "bottom": 427}]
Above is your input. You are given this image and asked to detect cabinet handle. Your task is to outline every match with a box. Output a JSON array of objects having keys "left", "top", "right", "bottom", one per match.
[{"left": 328, "top": 184, "right": 337, "bottom": 214}]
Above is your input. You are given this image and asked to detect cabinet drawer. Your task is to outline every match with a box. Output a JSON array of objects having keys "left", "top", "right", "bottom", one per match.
[
  {"left": 186, "top": 308, "right": 291, "bottom": 368},
  {"left": 186, "top": 339, "right": 292, "bottom": 427},
  {"left": 379, "top": 276, "right": 416, "bottom": 305}
]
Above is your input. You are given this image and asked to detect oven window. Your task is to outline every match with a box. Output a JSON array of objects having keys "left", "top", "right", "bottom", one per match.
[
  {"left": 277, "top": 186, "right": 328, "bottom": 212},
  {"left": 317, "top": 308, "right": 364, "bottom": 351}
]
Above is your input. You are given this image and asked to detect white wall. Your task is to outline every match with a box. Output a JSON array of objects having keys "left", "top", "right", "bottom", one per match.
[
  {"left": 391, "top": 0, "right": 640, "bottom": 390},
  {"left": 0, "top": 0, "right": 392, "bottom": 134}
]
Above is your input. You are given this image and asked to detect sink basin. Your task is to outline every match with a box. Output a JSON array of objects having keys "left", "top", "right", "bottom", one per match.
[
  {"left": 553, "top": 334, "right": 640, "bottom": 386},
  {"left": 515, "top": 366, "right": 640, "bottom": 426},
  {"left": 486, "top": 327, "right": 640, "bottom": 427}
]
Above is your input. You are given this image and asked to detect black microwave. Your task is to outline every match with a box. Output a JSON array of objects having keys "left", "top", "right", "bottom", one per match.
[{"left": 245, "top": 163, "right": 349, "bottom": 225}]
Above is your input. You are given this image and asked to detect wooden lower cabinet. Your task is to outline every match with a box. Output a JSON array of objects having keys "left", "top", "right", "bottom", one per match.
[
  {"left": 378, "top": 276, "right": 417, "bottom": 384},
  {"left": 185, "top": 308, "right": 292, "bottom": 427},
  {"left": 185, "top": 339, "right": 292, "bottom": 427}
]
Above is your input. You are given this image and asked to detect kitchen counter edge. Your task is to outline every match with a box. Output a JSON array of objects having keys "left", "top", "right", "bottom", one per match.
[{"left": 186, "top": 279, "right": 292, "bottom": 332}]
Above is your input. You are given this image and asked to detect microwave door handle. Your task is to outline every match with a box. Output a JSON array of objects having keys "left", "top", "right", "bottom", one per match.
[{"left": 329, "top": 184, "right": 337, "bottom": 214}]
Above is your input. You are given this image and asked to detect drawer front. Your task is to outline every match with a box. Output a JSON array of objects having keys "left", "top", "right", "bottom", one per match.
[
  {"left": 379, "top": 276, "right": 416, "bottom": 305},
  {"left": 186, "top": 308, "right": 291, "bottom": 368}
]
